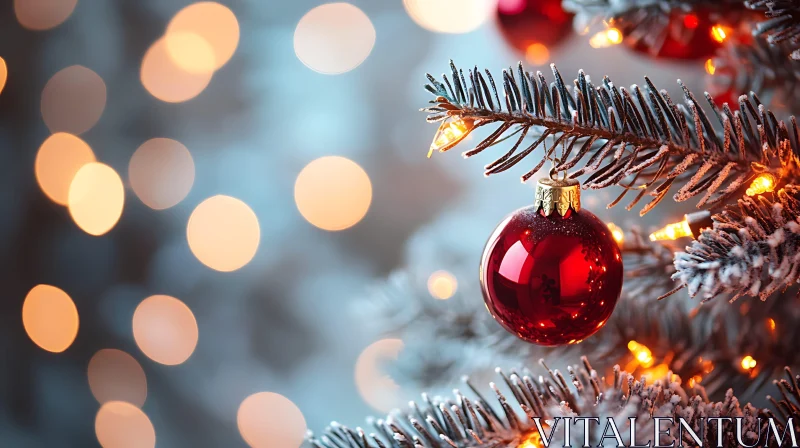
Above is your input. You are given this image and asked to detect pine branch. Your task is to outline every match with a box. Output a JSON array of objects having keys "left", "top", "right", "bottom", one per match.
[
  {"left": 363, "top": 224, "right": 800, "bottom": 402},
  {"left": 617, "top": 228, "right": 678, "bottom": 298},
  {"left": 710, "top": 35, "right": 800, "bottom": 111},
  {"left": 423, "top": 61, "right": 800, "bottom": 215},
  {"left": 747, "top": 0, "right": 800, "bottom": 60},
  {"left": 308, "top": 358, "right": 799, "bottom": 448},
  {"left": 671, "top": 184, "right": 800, "bottom": 301}
]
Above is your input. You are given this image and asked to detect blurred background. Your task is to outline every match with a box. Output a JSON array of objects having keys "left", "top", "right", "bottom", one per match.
[{"left": 0, "top": 0, "right": 712, "bottom": 446}]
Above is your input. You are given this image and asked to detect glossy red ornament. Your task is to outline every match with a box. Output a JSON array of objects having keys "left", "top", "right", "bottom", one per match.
[
  {"left": 626, "top": 10, "right": 722, "bottom": 60},
  {"left": 480, "top": 202, "right": 623, "bottom": 346},
  {"left": 496, "top": 0, "right": 573, "bottom": 54}
]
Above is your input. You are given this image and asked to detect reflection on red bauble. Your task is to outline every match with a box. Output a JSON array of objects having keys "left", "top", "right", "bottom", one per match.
[
  {"left": 496, "top": 0, "right": 574, "bottom": 54},
  {"left": 480, "top": 205, "right": 623, "bottom": 346},
  {"left": 627, "top": 10, "right": 722, "bottom": 60}
]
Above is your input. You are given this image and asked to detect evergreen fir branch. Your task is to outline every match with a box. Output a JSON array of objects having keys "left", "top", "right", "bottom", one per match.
[
  {"left": 308, "top": 358, "right": 797, "bottom": 448},
  {"left": 423, "top": 61, "right": 800, "bottom": 215},
  {"left": 363, "top": 225, "right": 800, "bottom": 402},
  {"left": 747, "top": 0, "right": 800, "bottom": 60},
  {"left": 670, "top": 184, "right": 800, "bottom": 301},
  {"left": 617, "top": 227, "right": 678, "bottom": 298},
  {"left": 710, "top": 36, "right": 800, "bottom": 111}
]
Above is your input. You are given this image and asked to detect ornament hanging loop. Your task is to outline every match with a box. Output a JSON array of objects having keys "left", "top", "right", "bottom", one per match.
[{"left": 549, "top": 158, "right": 568, "bottom": 182}]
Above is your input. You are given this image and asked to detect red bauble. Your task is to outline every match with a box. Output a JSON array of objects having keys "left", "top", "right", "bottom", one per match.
[
  {"left": 627, "top": 10, "right": 722, "bottom": 60},
  {"left": 480, "top": 201, "right": 623, "bottom": 346},
  {"left": 496, "top": 0, "right": 574, "bottom": 54}
]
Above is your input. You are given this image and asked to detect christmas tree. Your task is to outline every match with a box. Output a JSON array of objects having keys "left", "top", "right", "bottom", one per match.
[{"left": 310, "top": 1, "right": 800, "bottom": 447}]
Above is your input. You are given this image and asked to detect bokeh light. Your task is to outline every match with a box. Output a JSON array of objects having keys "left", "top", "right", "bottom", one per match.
[
  {"left": 705, "top": 58, "right": 716, "bottom": 75},
  {"left": 133, "top": 295, "right": 198, "bottom": 366},
  {"left": 88, "top": 349, "right": 147, "bottom": 407},
  {"left": 525, "top": 42, "right": 550, "bottom": 66},
  {"left": 0, "top": 57, "right": 7, "bottom": 96},
  {"left": 187, "top": 195, "right": 260, "bottom": 272},
  {"left": 128, "top": 138, "right": 195, "bottom": 210},
  {"left": 354, "top": 338, "right": 405, "bottom": 412},
  {"left": 14, "top": 0, "right": 77, "bottom": 31},
  {"left": 294, "top": 3, "right": 376, "bottom": 74},
  {"left": 166, "top": 2, "right": 239, "bottom": 71},
  {"left": 35, "top": 133, "right": 96, "bottom": 205},
  {"left": 141, "top": 37, "right": 213, "bottom": 103},
  {"left": 403, "top": 0, "right": 493, "bottom": 34},
  {"left": 294, "top": 156, "right": 372, "bottom": 231},
  {"left": 237, "top": 392, "right": 307, "bottom": 448},
  {"left": 427, "top": 270, "right": 458, "bottom": 300},
  {"left": 22, "top": 284, "right": 79, "bottom": 353},
  {"left": 68, "top": 162, "right": 125, "bottom": 236},
  {"left": 164, "top": 31, "right": 217, "bottom": 75},
  {"left": 41, "top": 65, "right": 107, "bottom": 135},
  {"left": 95, "top": 401, "right": 156, "bottom": 448}
]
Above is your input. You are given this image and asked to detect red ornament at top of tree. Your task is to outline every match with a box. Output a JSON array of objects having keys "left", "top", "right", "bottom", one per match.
[
  {"left": 496, "top": 0, "right": 574, "bottom": 60},
  {"left": 480, "top": 174, "right": 623, "bottom": 346},
  {"left": 626, "top": 10, "right": 725, "bottom": 60}
]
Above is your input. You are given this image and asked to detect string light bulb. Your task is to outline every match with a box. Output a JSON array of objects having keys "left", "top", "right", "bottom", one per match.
[
  {"left": 518, "top": 429, "right": 544, "bottom": 448},
  {"left": 589, "top": 27, "right": 623, "bottom": 48},
  {"left": 649, "top": 210, "right": 713, "bottom": 241},
  {"left": 704, "top": 58, "right": 716, "bottom": 75},
  {"left": 649, "top": 219, "right": 691, "bottom": 241},
  {"left": 767, "top": 318, "right": 776, "bottom": 332},
  {"left": 429, "top": 118, "right": 474, "bottom": 157},
  {"left": 607, "top": 222, "right": 624, "bottom": 244},
  {"left": 710, "top": 25, "right": 730, "bottom": 43},
  {"left": 741, "top": 355, "right": 757, "bottom": 370},
  {"left": 746, "top": 173, "right": 777, "bottom": 196},
  {"left": 627, "top": 340, "right": 654, "bottom": 368}
]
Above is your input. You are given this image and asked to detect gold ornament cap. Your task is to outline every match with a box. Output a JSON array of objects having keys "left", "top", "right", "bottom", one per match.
[{"left": 534, "top": 174, "right": 581, "bottom": 216}]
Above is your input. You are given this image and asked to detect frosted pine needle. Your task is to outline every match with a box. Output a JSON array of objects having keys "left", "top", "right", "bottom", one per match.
[{"left": 308, "top": 358, "right": 797, "bottom": 448}]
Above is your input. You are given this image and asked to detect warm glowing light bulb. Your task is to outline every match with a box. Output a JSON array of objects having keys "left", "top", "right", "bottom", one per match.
[
  {"left": 746, "top": 173, "right": 776, "bottom": 196},
  {"left": 429, "top": 118, "right": 473, "bottom": 157},
  {"left": 767, "top": 318, "right": 776, "bottom": 332},
  {"left": 741, "top": 355, "right": 757, "bottom": 370},
  {"left": 711, "top": 25, "right": 729, "bottom": 43},
  {"left": 589, "top": 27, "right": 623, "bottom": 48},
  {"left": 705, "top": 58, "right": 716, "bottom": 75},
  {"left": 0, "top": 57, "right": 7, "bottom": 96},
  {"left": 649, "top": 219, "right": 692, "bottom": 241},
  {"left": 606, "top": 222, "right": 624, "bottom": 244},
  {"left": 688, "top": 374, "right": 703, "bottom": 387},
  {"left": 627, "top": 340, "right": 654, "bottom": 368},
  {"left": 606, "top": 28, "right": 623, "bottom": 44},
  {"left": 519, "top": 430, "right": 544, "bottom": 448}
]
